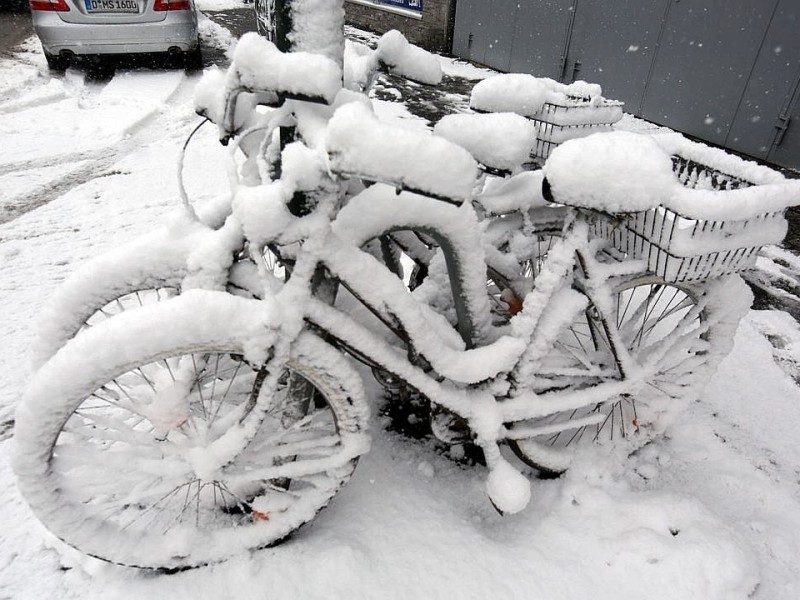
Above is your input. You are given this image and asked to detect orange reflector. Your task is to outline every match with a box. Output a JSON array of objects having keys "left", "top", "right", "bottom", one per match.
[{"left": 505, "top": 295, "right": 524, "bottom": 316}]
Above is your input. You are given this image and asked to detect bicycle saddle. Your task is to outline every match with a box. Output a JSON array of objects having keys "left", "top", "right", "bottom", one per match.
[
  {"left": 433, "top": 112, "right": 537, "bottom": 174},
  {"left": 541, "top": 130, "right": 678, "bottom": 214},
  {"left": 231, "top": 33, "right": 342, "bottom": 105},
  {"left": 326, "top": 101, "right": 478, "bottom": 203}
]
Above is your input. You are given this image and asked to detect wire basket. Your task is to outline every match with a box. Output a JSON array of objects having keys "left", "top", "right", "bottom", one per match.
[
  {"left": 593, "top": 155, "right": 789, "bottom": 282},
  {"left": 531, "top": 98, "right": 624, "bottom": 161}
]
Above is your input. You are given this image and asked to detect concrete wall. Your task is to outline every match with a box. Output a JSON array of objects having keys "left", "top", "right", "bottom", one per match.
[{"left": 344, "top": 0, "right": 455, "bottom": 53}]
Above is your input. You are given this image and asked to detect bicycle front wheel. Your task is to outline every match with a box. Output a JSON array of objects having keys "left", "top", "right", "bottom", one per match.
[
  {"left": 15, "top": 292, "right": 369, "bottom": 570},
  {"left": 508, "top": 274, "right": 746, "bottom": 474},
  {"left": 32, "top": 232, "right": 189, "bottom": 370},
  {"left": 32, "top": 234, "right": 282, "bottom": 370}
]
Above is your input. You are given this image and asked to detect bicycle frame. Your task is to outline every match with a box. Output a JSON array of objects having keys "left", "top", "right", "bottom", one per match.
[
  {"left": 215, "top": 166, "right": 654, "bottom": 454},
  {"left": 183, "top": 8, "right": 730, "bottom": 514}
]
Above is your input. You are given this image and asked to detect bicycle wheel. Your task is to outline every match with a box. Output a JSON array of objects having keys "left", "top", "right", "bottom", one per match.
[
  {"left": 486, "top": 232, "right": 561, "bottom": 326},
  {"left": 32, "top": 233, "right": 189, "bottom": 370},
  {"left": 483, "top": 206, "right": 568, "bottom": 323},
  {"left": 508, "top": 274, "right": 743, "bottom": 474},
  {"left": 33, "top": 239, "right": 281, "bottom": 370},
  {"left": 486, "top": 230, "right": 562, "bottom": 322},
  {"left": 15, "top": 292, "right": 369, "bottom": 569}
]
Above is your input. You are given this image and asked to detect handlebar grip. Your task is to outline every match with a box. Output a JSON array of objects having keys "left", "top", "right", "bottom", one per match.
[{"left": 542, "top": 177, "right": 556, "bottom": 204}]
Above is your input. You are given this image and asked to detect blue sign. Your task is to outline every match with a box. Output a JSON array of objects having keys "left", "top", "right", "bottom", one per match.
[{"left": 378, "top": 0, "right": 422, "bottom": 11}]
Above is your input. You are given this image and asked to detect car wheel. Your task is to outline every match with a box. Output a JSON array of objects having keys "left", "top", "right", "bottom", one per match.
[
  {"left": 184, "top": 47, "right": 203, "bottom": 71},
  {"left": 85, "top": 57, "right": 115, "bottom": 80},
  {"left": 44, "top": 51, "right": 69, "bottom": 72}
]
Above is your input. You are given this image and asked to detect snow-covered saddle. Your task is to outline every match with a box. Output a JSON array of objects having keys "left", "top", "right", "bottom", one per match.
[
  {"left": 433, "top": 112, "right": 537, "bottom": 174},
  {"left": 326, "top": 101, "right": 478, "bottom": 203},
  {"left": 541, "top": 130, "right": 677, "bottom": 214}
]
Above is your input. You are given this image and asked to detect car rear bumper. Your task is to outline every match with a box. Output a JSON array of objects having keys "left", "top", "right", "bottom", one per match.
[{"left": 33, "top": 12, "right": 198, "bottom": 55}]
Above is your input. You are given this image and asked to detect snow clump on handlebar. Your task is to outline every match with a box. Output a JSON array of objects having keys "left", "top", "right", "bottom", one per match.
[{"left": 543, "top": 130, "right": 677, "bottom": 214}]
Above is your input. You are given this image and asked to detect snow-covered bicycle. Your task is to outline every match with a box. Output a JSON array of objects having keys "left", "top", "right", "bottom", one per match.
[
  {"left": 15, "top": 5, "right": 800, "bottom": 572},
  {"left": 28, "top": 27, "right": 446, "bottom": 371}
]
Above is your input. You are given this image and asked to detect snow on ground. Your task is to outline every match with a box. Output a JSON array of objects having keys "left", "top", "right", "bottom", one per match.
[
  {"left": 1, "top": 69, "right": 184, "bottom": 165},
  {"left": 1, "top": 23, "right": 800, "bottom": 600},
  {"left": 0, "top": 38, "right": 48, "bottom": 102},
  {"left": 197, "top": 12, "right": 237, "bottom": 54}
]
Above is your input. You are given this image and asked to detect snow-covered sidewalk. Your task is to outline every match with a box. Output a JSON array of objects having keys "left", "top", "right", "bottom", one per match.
[{"left": 0, "top": 21, "right": 799, "bottom": 600}]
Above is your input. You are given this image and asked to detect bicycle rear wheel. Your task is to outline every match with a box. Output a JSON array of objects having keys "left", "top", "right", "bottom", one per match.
[
  {"left": 15, "top": 292, "right": 368, "bottom": 569},
  {"left": 508, "top": 274, "right": 746, "bottom": 474},
  {"left": 486, "top": 230, "right": 563, "bottom": 322},
  {"left": 484, "top": 205, "right": 567, "bottom": 324}
]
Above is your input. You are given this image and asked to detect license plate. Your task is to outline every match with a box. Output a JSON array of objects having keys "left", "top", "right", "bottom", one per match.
[{"left": 85, "top": 0, "right": 139, "bottom": 13}]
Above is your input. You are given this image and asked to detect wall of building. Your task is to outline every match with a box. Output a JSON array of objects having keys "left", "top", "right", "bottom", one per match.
[
  {"left": 344, "top": 0, "right": 455, "bottom": 53},
  {"left": 453, "top": 0, "right": 800, "bottom": 172}
]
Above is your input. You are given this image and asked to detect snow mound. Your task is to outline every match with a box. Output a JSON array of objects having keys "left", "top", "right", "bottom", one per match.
[
  {"left": 326, "top": 102, "right": 477, "bottom": 201},
  {"left": 376, "top": 30, "right": 442, "bottom": 85},
  {"left": 543, "top": 130, "right": 676, "bottom": 213},
  {"left": 533, "top": 455, "right": 761, "bottom": 599},
  {"left": 470, "top": 74, "right": 606, "bottom": 117},
  {"left": 470, "top": 74, "right": 550, "bottom": 117},
  {"left": 230, "top": 33, "right": 342, "bottom": 104},
  {"left": 477, "top": 170, "right": 547, "bottom": 215},
  {"left": 434, "top": 112, "right": 536, "bottom": 172},
  {"left": 343, "top": 31, "right": 442, "bottom": 91}
]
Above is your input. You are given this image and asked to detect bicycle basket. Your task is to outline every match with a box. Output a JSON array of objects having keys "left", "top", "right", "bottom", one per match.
[
  {"left": 531, "top": 96, "right": 624, "bottom": 162},
  {"left": 593, "top": 134, "right": 792, "bottom": 282}
]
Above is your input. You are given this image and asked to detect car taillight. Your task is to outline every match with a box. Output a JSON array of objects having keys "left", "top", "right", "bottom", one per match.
[
  {"left": 29, "top": 0, "right": 70, "bottom": 11},
  {"left": 153, "top": 0, "right": 190, "bottom": 10}
]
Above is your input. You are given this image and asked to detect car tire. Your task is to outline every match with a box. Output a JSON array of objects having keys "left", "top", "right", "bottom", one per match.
[
  {"left": 44, "top": 51, "right": 69, "bottom": 72},
  {"left": 184, "top": 47, "right": 203, "bottom": 71}
]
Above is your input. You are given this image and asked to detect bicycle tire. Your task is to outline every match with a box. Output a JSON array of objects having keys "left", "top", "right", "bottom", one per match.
[
  {"left": 32, "top": 234, "right": 278, "bottom": 371},
  {"left": 15, "top": 291, "right": 369, "bottom": 570},
  {"left": 32, "top": 233, "right": 189, "bottom": 370},
  {"left": 507, "top": 273, "right": 748, "bottom": 474}
]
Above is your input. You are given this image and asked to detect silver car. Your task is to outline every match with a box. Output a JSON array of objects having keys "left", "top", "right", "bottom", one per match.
[{"left": 30, "top": 0, "right": 200, "bottom": 70}]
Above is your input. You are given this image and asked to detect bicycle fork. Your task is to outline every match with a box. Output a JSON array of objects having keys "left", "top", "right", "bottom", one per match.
[{"left": 571, "top": 214, "right": 639, "bottom": 382}]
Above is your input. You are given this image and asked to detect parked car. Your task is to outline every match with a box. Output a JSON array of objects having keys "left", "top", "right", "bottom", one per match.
[{"left": 29, "top": 0, "right": 201, "bottom": 71}]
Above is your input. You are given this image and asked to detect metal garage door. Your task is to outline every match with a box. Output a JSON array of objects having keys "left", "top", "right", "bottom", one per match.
[
  {"left": 726, "top": 0, "right": 800, "bottom": 164},
  {"left": 452, "top": 0, "right": 573, "bottom": 80},
  {"left": 562, "top": 0, "right": 667, "bottom": 114},
  {"left": 452, "top": 0, "right": 800, "bottom": 171},
  {"left": 640, "top": 0, "right": 778, "bottom": 147}
]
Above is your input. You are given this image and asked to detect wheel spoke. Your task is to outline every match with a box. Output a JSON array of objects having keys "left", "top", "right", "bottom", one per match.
[
  {"left": 33, "top": 334, "right": 362, "bottom": 569},
  {"left": 210, "top": 360, "right": 245, "bottom": 427},
  {"left": 511, "top": 277, "right": 708, "bottom": 474},
  {"left": 191, "top": 353, "right": 209, "bottom": 419}
]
